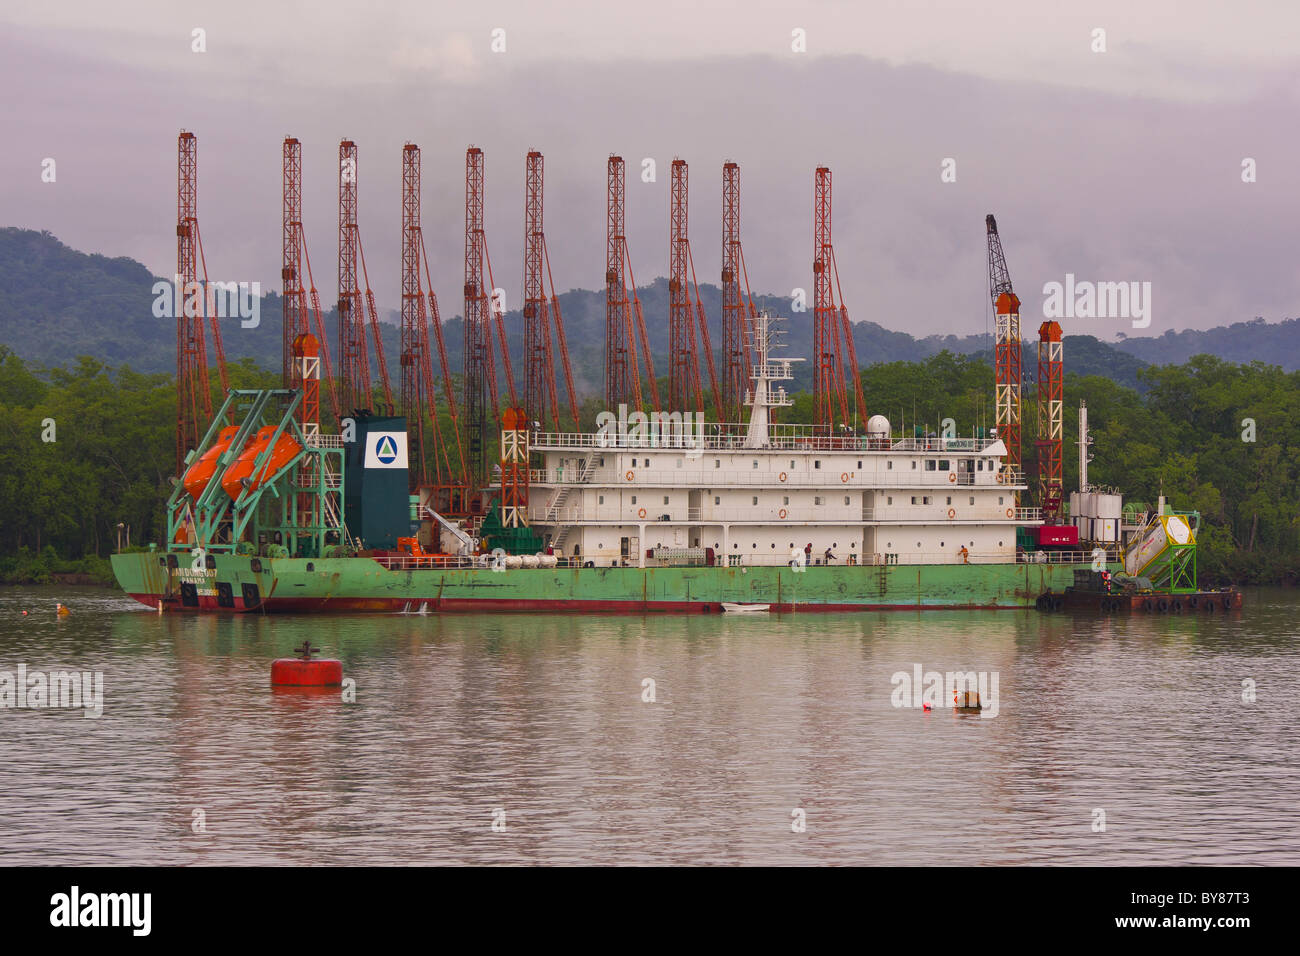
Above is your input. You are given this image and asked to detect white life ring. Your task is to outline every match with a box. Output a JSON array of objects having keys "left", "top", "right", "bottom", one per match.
[
  {"left": 948, "top": 473, "right": 957, "bottom": 483},
  {"left": 947, "top": 508, "right": 956, "bottom": 519},
  {"left": 1006, "top": 508, "right": 1014, "bottom": 518},
  {"left": 625, "top": 470, "right": 634, "bottom": 481},
  {"left": 840, "top": 472, "right": 849, "bottom": 483},
  {"left": 637, "top": 507, "right": 647, "bottom": 519},
  {"left": 779, "top": 472, "right": 788, "bottom": 482},
  {"left": 778, "top": 508, "right": 788, "bottom": 519}
]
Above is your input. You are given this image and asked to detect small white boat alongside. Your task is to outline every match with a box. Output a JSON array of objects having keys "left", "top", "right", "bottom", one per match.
[{"left": 722, "top": 603, "right": 771, "bottom": 613}]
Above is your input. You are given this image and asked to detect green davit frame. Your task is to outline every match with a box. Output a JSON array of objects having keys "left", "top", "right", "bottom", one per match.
[{"left": 166, "top": 389, "right": 348, "bottom": 560}]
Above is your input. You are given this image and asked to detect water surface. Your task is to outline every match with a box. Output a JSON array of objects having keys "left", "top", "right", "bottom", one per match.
[{"left": 1, "top": 585, "right": 1295, "bottom": 865}]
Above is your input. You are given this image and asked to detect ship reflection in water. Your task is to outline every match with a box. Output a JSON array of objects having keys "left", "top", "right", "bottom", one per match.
[{"left": 1, "top": 586, "right": 1297, "bottom": 865}]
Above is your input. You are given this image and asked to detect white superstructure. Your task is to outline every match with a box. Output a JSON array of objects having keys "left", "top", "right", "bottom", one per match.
[{"left": 523, "top": 312, "right": 1038, "bottom": 568}]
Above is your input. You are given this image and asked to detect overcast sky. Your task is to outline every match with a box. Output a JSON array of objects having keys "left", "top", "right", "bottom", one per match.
[{"left": 4, "top": 0, "right": 1299, "bottom": 340}]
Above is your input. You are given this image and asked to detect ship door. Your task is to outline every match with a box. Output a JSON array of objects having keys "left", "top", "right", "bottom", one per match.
[
  {"left": 962, "top": 459, "right": 975, "bottom": 484},
  {"left": 620, "top": 537, "right": 630, "bottom": 562}
]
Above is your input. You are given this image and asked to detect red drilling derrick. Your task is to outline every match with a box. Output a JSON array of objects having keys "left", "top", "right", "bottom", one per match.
[
  {"left": 463, "top": 146, "right": 500, "bottom": 488},
  {"left": 338, "top": 140, "right": 394, "bottom": 413},
  {"left": 986, "top": 214, "right": 1023, "bottom": 493},
  {"left": 604, "top": 156, "right": 636, "bottom": 409},
  {"left": 668, "top": 159, "right": 701, "bottom": 412},
  {"left": 523, "top": 151, "right": 580, "bottom": 430},
  {"left": 669, "top": 159, "right": 722, "bottom": 415},
  {"left": 175, "top": 130, "right": 211, "bottom": 477},
  {"left": 336, "top": 139, "right": 368, "bottom": 413},
  {"left": 603, "top": 155, "right": 658, "bottom": 411},
  {"left": 282, "top": 138, "right": 307, "bottom": 388},
  {"left": 813, "top": 167, "right": 866, "bottom": 432},
  {"left": 400, "top": 144, "right": 437, "bottom": 487},
  {"left": 1036, "top": 321, "right": 1064, "bottom": 521},
  {"left": 720, "top": 162, "right": 760, "bottom": 422},
  {"left": 282, "top": 137, "right": 339, "bottom": 422}
]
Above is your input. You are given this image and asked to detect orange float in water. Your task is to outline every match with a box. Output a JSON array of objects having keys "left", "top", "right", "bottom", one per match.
[
  {"left": 182, "top": 425, "right": 239, "bottom": 499},
  {"left": 220, "top": 426, "right": 302, "bottom": 500},
  {"left": 271, "top": 642, "right": 343, "bottom": 687}
]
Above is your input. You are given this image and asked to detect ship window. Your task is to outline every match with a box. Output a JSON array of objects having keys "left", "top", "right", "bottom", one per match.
[
  {"left": 939, "top": 460, "right": 950, "bottom": 470},
  {"left": 599, "top": 495, "right": 604, "bottom": 504},
  {"left": 752, "top": 460, "right": 759, "bottom": 469},
  {"left": 911, "top": 496, "right": 919, "bottom": 505},
  {"left": 925, "top": 460, "right": 936, "bottom": 471},
  {"left": 631, "top": 496, "right": 637, "bottom": 504},
  {"left": 676, "top": 459, "right": 682, "bottom": 468},
  {"left": 752, "top": 543, "right": 757, "bottom": 549},
  {"left": 790, "top": 460, "right": 796, "bottom": 469},
  {"left": 752, "top": 496, "right": 758, "bottom": 505},
  {"left": 714, "top": 459, "right": 720, "bottom": 468},
  {"left": 977, "top": 460, "right": 984, "bottom": 471},
  {"left": 999, "top": 496, "right": 1004, "bottom": 505},
  {"left": 887, "top": 496, "right": 893, "bottom": 506},
  {"left": 844, "top": 496, "right": 850, "bottom": 505},
  {"left": 887, "top": 542, "right": 892, "bottom": 548},
  {"left": 599, "top": 457, "right": 605, "bottom": 466},
  {"left": 940, "top": 542, "right": 944, "bottom": 547},
  {"left": 922, "top": 496, "right": 932, "bottom": 505},
  {"left": 646, "top": 458, "right": 651, "bottom": 466},
  {"left": 969, "top": 496, "right": 974, "bottom": 505},
  {"left": 946, "top": 496, "right": 952, "bottom": 505},
  {"left": 815, "top": 496, "right": 824, "bottom": 505},
  {"left": 814, "top": 460, "right": 821, "bottom": 469},
  {"left": 664, "top": 496, "right": 670, "bottom": 505},
  {"left": 771, "top": 543, "right": 776, "bottom": 548},
  {"left": 999, "top": 541, "right": 1004, "bottom": 547},
  {"left": 857, "top": 460, "right": 862, "bottom": 469},
  {"left": 783, "top": 496, "right": 789, "bottom": 505},
  {"left": 911, "top": 461, "right": 917, "bottom": 469},
  {"left": 714, "top": 496, "right": 720, "bottom": 505},
  {"left": 887, "top": 461, "right": 893, "bottom": 470}
]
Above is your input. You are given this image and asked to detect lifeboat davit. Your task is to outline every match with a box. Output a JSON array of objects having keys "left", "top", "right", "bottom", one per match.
[
  {"left": 182, "top": 425, "right": 239, "bottom": 499},
  {"left": 220, "top": 426, "right": 302, "bottom": 500}
]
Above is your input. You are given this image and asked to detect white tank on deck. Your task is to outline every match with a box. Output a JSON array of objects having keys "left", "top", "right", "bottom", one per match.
[
  {"left": 866, "top": 415, "right": 891, "bottom": 439},
  {"left": 1096, "top": 493, "right": 1123, "bottom": 520}
]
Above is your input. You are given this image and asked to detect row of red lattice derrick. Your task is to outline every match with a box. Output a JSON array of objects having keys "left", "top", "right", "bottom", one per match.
[
  {"left": 524, "top": 150, "right": 580, "bottom": 430},
  {"left": 669, "top": 158, "right": 718, "bottom": 416},
  {"left": 604, "top": 156, "right": 636, "bottom": 410},
  {"left": 337, "top": 139, "right": 395, "bottom": 415},
  {"left": 1036, "top": 321, "right": 1064, "bottom": 521},
  {"left": 176, "top": 131, "right": 210, "bottom": 477},
  {"left": 337, "top": 140, "right": 366, "bottom": 413}
]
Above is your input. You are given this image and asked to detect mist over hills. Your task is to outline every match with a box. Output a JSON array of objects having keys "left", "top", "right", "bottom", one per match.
[{"left": 2, "top": 227, "right": 1292, "bottom": 396}]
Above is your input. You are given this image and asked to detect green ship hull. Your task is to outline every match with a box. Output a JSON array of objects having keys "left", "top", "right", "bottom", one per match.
[{"left": 111, "top": 552, "right": 1117, "bottom": 613}]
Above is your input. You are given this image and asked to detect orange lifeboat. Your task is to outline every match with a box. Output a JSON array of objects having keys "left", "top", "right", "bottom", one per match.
[
  {"left": 182, "top": 425, "right": 239, "bottom": 499},
  {"left": 220, "top": 426, "right": 302, "bottom": 500}
]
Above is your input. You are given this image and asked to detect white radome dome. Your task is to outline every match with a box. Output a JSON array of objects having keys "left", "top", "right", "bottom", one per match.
[{"left": 866, "top": 414, "right": 891, "bottom": 438}]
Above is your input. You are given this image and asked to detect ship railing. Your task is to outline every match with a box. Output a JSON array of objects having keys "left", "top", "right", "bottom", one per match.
[
  {"left": 307, "top": 434, "right": 346, "bottom": 449},
  {"left": 530, "top": 429, "right": 1004, "bottom": 454},
  {"left": 1015, "top": 549, "right": 1118, "bottom": 565},
  {"left": 527, "top": 468, "right": 1025, "bottom": 489},
  {"left": 862, "top": 506, "right": 1041, "bottom": 522}
]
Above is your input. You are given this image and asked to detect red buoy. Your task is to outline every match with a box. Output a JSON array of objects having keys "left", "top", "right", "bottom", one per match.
[{"left": 271, "top": 641, "right": 342, "bottom": 687}]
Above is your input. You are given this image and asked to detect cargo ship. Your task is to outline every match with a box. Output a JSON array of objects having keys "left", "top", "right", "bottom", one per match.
[{"left": 112, "top": 313, "right": 1129, "bottom": 613}]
